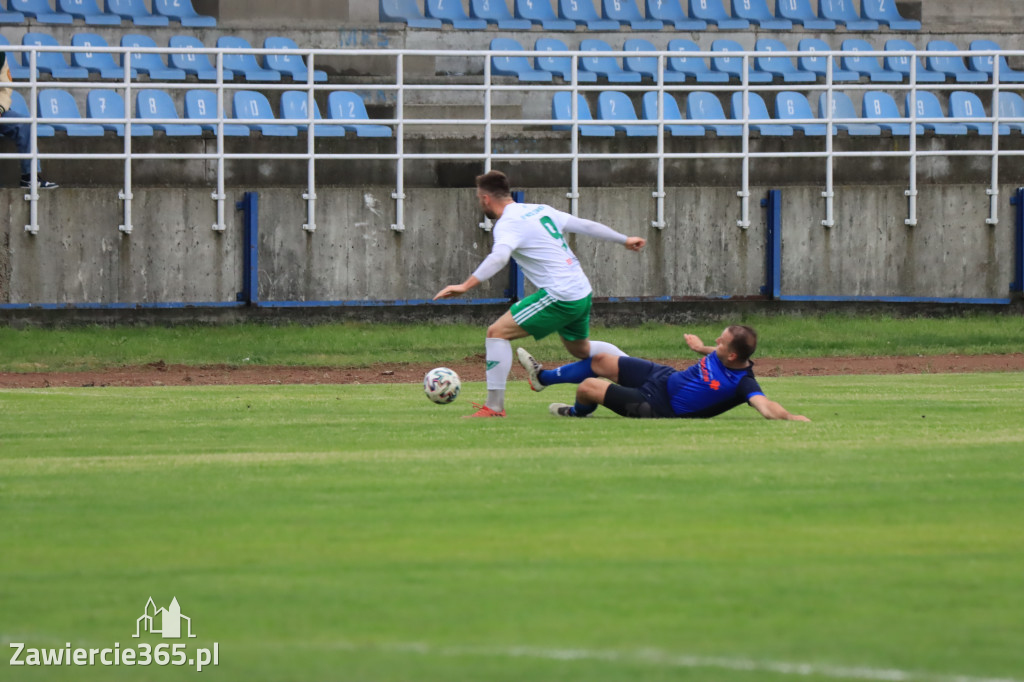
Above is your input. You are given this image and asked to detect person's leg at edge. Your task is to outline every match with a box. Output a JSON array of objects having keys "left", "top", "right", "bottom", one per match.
[
  {"left": 538, "top": 351, "right": 620, "bottom": 388},
  {"left": 479, "top": 311, "right": 528, "bottom": 414},
  {"left": 563, "top": 377, "right": 611, "bottom": 417}
]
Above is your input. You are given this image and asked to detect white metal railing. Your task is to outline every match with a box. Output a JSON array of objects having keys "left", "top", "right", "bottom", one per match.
[{"left": 2, "top": 43, "right": 1023, "bottom": 234}]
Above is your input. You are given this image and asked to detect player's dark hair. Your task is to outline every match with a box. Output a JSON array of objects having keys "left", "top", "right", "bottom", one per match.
[
  {"left": 727, "top": 325, "right": 757, "bottom": 362},
  {"left": 476, "top": 170, "right": 512, "bottom": 198}
]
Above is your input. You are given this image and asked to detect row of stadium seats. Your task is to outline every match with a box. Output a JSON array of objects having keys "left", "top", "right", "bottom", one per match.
[
  {"left": 1, "top": 33, "right": 325, "bottom": 82},
  {"left": 0, "top": 0, "right": 213, "bottom": 26},
  {"left": 492, "top": 36, "right": 1024, "bottom": 84},
  {"left": 553, "top": 89, "right": 1024, "bottom": 137},
  {"left": 5, "top": 87, "right": 392, "bottom": 137},
  {"left": 382, "top": 0, "right": 920, "bottom": 32}
]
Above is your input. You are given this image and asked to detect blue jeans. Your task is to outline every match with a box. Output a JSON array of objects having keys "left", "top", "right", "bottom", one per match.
[{"left": 0, "top": 108, "right": 41, "bottom": 175}]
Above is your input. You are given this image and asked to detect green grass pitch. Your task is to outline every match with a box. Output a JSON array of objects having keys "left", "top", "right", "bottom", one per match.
[{"left": 1, "top": 375, "right": 1022, "bottom": 682}]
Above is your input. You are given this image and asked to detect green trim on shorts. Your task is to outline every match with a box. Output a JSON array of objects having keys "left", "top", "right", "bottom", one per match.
[{"left": 510, "top": 289, "right": 592, "bottom": 341}]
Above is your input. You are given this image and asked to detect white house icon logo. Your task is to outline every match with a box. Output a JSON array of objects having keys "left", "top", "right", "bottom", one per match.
[{"left": 133, "top": 597, "right": 197, "bottom": 639}]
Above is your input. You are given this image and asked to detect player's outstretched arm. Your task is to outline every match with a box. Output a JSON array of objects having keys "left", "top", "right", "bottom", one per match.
[
  {"left": 749, "top": 395, "right": 811, "bottom": 422},
  {"left": 684, "top": 334, "right": 714, "bottom": 356},
  {"left": 623, "top": 237, "right": 646, "bottom": 251},
  {"left": 434, "top": 275, "right": 480, "bottom": 300}
]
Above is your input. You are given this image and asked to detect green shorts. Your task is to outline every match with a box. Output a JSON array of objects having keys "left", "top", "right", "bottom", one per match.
[{"left": 510, "top": 290, "right": 592, "bottom": 341}]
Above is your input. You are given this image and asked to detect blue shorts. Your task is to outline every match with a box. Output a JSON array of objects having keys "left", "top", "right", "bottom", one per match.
[{"left": 603, "top": 357, "right": 676, "bottom": 419}]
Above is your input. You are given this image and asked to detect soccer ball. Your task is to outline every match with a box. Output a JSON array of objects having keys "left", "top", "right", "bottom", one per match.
[{"left": 423, "top": 367, "right": 461, "bottom": 404}]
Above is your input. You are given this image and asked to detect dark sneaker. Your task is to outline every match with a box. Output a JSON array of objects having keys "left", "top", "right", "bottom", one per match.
[
  {"left": 21, "top": 176, "right": 58, "bottom": 189},
  {"left": 516, "top": 347, "right": 546, "bottom": 392},
  {"left": 549, "top": 403, "right": 576, "bottom": 417}
]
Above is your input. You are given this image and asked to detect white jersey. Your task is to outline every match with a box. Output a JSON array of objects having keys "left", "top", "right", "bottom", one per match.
[{"left": 491, "top": 203, "right": 596, "bottom": 301}]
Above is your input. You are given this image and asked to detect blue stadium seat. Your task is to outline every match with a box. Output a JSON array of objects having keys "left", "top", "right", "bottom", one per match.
[
  {"left": 711, "top": 39, "right": 772, "bottom": 83},
  {"left": 798, "top": 38, "right": 859, "bottom": 82},
  {"left": 121, "top": 34, "right": 186, "bottom": 80},
  {"left": 641, "top": 91, "right": 703, "bottom": 136},
  {"left": 9, "top": 90, "right": 56, "bottom": 136},
  {"left": 105, "top": 0, "right": 169, "bottom": 25},
  {"left": 169, "top": 35, "right": 232, "bottom": 81},
  {"left": 580, "top": 39, "right": 642, "bottom": 83},
  {"left": 0, "top": 35, "right": 29, "bottom": 79},
  {"left": 817, "top": 0, "right": 877, "bottom": 30},
  {"left": 218, "top": 36, "right": 281, "bottom": 82},
  {"left": 10, "top": 0, "right": 72, "bottom": 23},
  {"left": 774, "top": 91, "right": 828, "bottom": 136},
  {"left": 515, "top": 0, "right": 576, "bottom": 29},
  {"left": 602, "top": 0, "right": 662, "bottom": 30},
  {"left": 380, "top": 0, "right": 442, "bottom": 27},
  {"left": 38, "top": 89, "right": 105, "bottom": 136},
  {"left": 86, "top": 90, "right": 155, "bottom": 135},
  {"left": 325, "top": 91, "right": 392, "bottom": 137},
  {"left": 279, "top": 91, "right": 347, "bottom": 137},
  {"left": 137, "top": 89, "right": 203, "bottom": 135},
  {"left": 755, "top": 38, "right": 815, "bottom": 83},
  {"left": 22, "top": 33, "right": 90, "bottom": 79},
  {"left": 731, "top": 0, "right": 791, "bottom": 29},
  {"left": 729, "top": 91, "right": 793, "bottom": 136},
  {"left": 860, "top": 0, "right": 919, "bottom": 30},
  {"left": 264, "top": 37, "right": 327, "bottom": 83},
  {"left": 72, "top": 33, "right": 137, "bottom": 80},
  {"left": 153, "top": 0, "right": 215, "bottom": 27},
  {"left": 0, "top": 4, "right": 26, "bottom": 22},
  {"left": 184, "top": 90, "right": 251, "bottom": 136},
  {"left": 536, "top": 38, "right": 598, "bottom": 83},
  {"left": 773, "top": 0, "right": 834, "bottom": 29},
  {"left": 425, "top": 0, "right": 487, "bottom": 28},
  {"left": 949, "top": 91, "right": 1009, "bottom": 136},
  {"left": 926, "top": 40, "right": 987, "bottom": 84},
  {"left": 817, "top": 91, "right": 883, "bottom": 136},
  {"left": 623, "top": 39, "right": 687, "bottom": 83},
  {"left": 667, "top": 39, "right": 728, "bottom": 83},
  {"left": 968, "top": 40, "right": 1024, "bottom": 83},
  {"left": 58, "top": 0, "right": 120, "bottom": 24},
  {"left": 861, "top": 90, "right": 921, "bottom": 135},
  {"left": 490, "top": 38, "right": 552, "bottom": 82},
  {"left": 690, "top": 0, "right": 748, "bottom": 28},
  {"left": 841, "top": 39, "right": 902, "bottom": 83},
  {"left": 883, "top": 40, "right": 945, "bottom": 83},
  {"left": 470, "top": 0, "right": 531, "bottom": 28},
  {"left": 558, "top": 0, "right": 619, "bottom": 30},
  {"left": 551, "top": 91, "right": 614, "bottom": 136},
  {"left": 232, "top": 90, "right": 297, "bottom": 136},
  {"left": 998, "top": 92, "right": 1024, "bottom": 133},
  {"left": 646, "top": 0, "right": 705, "bottom": 29},
  {"left": 905, "top": 91, "right": 968, "bottom": 135},
  {"left": 686, "top": 91, "right": 741, "bottom": 136},
  {"left": 597, "top": 91, "right": 656, "bottom": 136}
]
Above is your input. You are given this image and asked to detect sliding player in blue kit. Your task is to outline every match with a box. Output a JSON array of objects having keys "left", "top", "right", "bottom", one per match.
[
  {"left": 434, "top": 170, "right": 646, "bottom": 418},
  {"left": 518, "top": 325, "right": 810, "bottom": 421}
]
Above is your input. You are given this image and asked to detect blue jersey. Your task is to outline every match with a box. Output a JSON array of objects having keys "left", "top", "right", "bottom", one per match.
[{"left": 666, "top": 352, "right": 764, "bottom": 418}]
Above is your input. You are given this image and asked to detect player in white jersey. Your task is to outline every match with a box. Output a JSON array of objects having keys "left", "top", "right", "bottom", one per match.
[{"left": 434, "top": 170, "right": 646, "bottom": 417}]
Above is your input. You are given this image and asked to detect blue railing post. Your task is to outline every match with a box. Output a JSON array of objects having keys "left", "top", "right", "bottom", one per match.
[
  {"left": 236, "top": 192, "right": 259, "bottom": 305},
  {"left": 506, "top": 190, "right": 526, "bottom": 302},
  {"left": 761, "top": 189, "right": 782, "bottom": 299},
  {"left": 1011, "top": 188, "right": 1024, "bottom": 295}
]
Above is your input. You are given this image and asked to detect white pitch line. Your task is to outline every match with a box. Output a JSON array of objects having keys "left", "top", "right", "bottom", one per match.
[{"left": 339, "top": 640, "right": 1021, "bottom": 682}]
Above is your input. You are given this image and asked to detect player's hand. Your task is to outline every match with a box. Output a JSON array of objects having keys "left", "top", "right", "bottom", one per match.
[
  {"left": 790, "top": 414, "right": 812, "bottom": 422},
  {"left": 433, "top": 284, "right": 468, "bottom": 300},
  {"left": 624, "top": 237, "right": 646, "bottom": 252},
  {"left": 684, "top": 334, "right": 705, "bottom": 353}
]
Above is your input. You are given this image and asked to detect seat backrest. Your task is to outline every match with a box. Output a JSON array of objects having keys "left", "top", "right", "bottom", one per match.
[
  {"left": 968, "top": 39, "right": 1008, "bottom": 75},
  {"left": 641, "top": 91, "right": 684, "bottom": 121},
  {"left": 841, "top": 39, "right": 881, "bottom": 71},
  {"left": 60, "top": 0, "right": 105, "bottom": 16},
  {"left": 264, "top": 36, "right": 306, "bottom": 74},
  {"left": 22, "top": 32, "right": 66, "bottom": 68},
  {"left": 579, "top": 39, "right": 619, "bottom": 73},
  {"left": 121, "top": 33, "right": 162, "bottom": 66},
  {"left": 218, "top": 36, "right": 259, "bottom": 68},
  {"left": 597, "top": 91, "right": 638, "bottom": 121},
  {"left": 71, "top": 32, "right": 117, "bottom": 67},
  {"left": 233, "top": 90, "right": 275, "bottom": 119},
  {"left": 999, "top": 91, "right": 1024, "bottom": 120},
  {"left": 153, "top": 0, "right": 202, "bottom": 17},
  {"left": 559, "top": 0, "right": 602, "bottom": 22},
  {"left": 687, "top": 91, "right": 726, "bottom": 119},
  {"left": 691, "top": 0, "right": 731, "bottom": 20},
  {"left": 623, "top": 38, "right": 658, "bottom": 75},
  {"left": 137, "top": 89, "right": 181, "bottom": 119},
  {"left": 472, "top": 0, "right": 514, "bottom": 20},
  {"left": 861, "top": 0, "right": 906, "bottom": 22},
  {"left": 818, "top": 91, "right": 857, "bottom": 118},
  {"left": 87, "top": 88, "right": 125, "bottom": 119},
  {"left": 797, "top": 37, "right": 834, "bottom": 73},
  {"left": 279, "top": 90, "right": 322, "bottom": 121},
  {"left": 169, "top": 35, "right": 216, "bottom": 70},
  {"left": 710, "top": 39, "right": 746, "bottom": 75},
  {"left": 552, "top": 91, "right": 597, "bottom": 121},
  {"left": 775, "top": 0, "right": 816, "bottom": 20},
  {"left": 906, "top": 90, "right": 944, "bottom": 118},
  {"left": 948, "top": 91, "right": 986, "bottom": 120},
  {"left": 648, "top": 0, "right": 685, "bottom": 20},
  {"left": 106, "top": 0, "right": 152, "bottom": 17},
  {"left": 536, "top": 37, "right": 572, "bottom": 77},
  {"left": 883, "top": 39, "right": 920, "bottom": 73},
  {"left": 38, "top": 89, "right": 82, "bottom": 118},
  {"left": 862, "top": 90, "right": 900, "bottom": 119},
  {"left": 491, "top": 37, "right": 532, "bottom": 72},
  {"left": 926, "top": 40, "right": 969, "bottom": 73},
  {"left": 730, "top": 91, "right": 772, "bottom": 120},
  {"left": 667, "top": 38, "right": 709, "bottom": 73},
  {"left": 426, "top": 0, "right": 474, "bottom": 20},
  {"left": 775, "top": 91, "right": 814, "bottom": 119},
  {"left": 754, "top": 38, "right": 792, "bottom": 70},
  {"left": 818, "top": 0, "right": 858, "bottom": 22},
  {"left": 185, "top": 89, "right": 218, "bottom": 119},
  {"left": 602, "top": 0, "right": 643, "bottom": 21},
  {"left": 516, "top": 0, "right": 559, "bottom": 21},
  {"left": 327, "top": 91, "right": 372, "bottom": 121},
  {"left": 732, "top": 0, "right": 774, "bottom": 21}
]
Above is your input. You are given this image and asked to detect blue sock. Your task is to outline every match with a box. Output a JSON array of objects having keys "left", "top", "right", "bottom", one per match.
[
  {"left": 538, "top": 358, "right": 596, "bottom": 386},
  {"left": 572, "top": 401, "right": 597, "bottom": 417}
]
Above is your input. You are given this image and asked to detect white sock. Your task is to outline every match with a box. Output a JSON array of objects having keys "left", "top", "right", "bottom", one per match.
[
  {"left": 588, "top": 340, "right": 627, "bottom": 357},
  {"left": 485, "top": 338, "right": 512, "bottom": 411}
]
